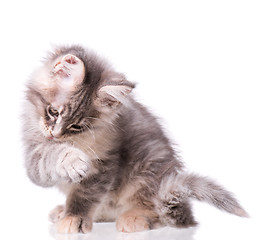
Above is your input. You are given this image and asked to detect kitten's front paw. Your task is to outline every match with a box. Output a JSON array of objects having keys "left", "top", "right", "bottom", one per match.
[
  {"left": 57, "top": 148, "right": 90, "bottom": 183},
  {"left": 56, "top": 215, "right": 92, "bottom": 234},
  {"left": 49, "top": 205, "right": 65, "bottom": 223}
]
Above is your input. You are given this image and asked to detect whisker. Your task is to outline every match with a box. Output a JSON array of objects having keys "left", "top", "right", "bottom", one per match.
[
  {"left": 25, "top": 126, "right": 39, "bottom": 133},
  {"left": 82, "top": 122, "right": 96, "bottom": 141},
  {"left": 87, "top": 116, "right": 125, "bottom": 133},
  {"left": 73, "top": 137, "right": 100, "bottom": 160},
  {"left": 86, "top": 144, "right": 100, "bottom": 160},
  {"left": 86, "top": 116, "right": 99, "bottom": 120}
]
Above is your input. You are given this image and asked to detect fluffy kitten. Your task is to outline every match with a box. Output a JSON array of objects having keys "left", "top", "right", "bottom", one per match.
[{"left": 22, "top": 45, "right": 248, "bottom": 233}]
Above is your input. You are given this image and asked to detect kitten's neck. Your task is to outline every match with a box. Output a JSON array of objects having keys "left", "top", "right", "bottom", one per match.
[{"left": 68, "top": 117, "right": 120, "bottom": 160}]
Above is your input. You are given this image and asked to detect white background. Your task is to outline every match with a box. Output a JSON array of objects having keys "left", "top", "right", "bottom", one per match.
[{"left": 0, "top": 1, "right": 262, "bottom": 239}]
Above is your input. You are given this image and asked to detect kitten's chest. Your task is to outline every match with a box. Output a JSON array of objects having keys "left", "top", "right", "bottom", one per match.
[
  {"left": 93, "top": 193, "right": 122, "bottom": 222},
  {"left": 93, "top": 190, "right": 131, "bottom": 222},
  {"left": 93, "top": 181, "right": 143, "bottom": 222}
]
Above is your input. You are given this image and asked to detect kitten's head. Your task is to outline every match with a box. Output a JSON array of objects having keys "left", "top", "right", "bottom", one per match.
[{"left": 26, "top": 45, "right": 135, "bottom": 140}]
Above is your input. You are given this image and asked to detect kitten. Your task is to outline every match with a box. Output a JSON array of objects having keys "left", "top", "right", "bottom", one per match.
[{"left": 22, "top": 45, "right": 248, "bottom": 233}]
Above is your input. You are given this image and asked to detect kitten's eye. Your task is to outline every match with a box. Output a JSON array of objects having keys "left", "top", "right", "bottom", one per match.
[
  {"left": 69, "top": 124, "right": 83, "bottom": 132},
  {"left": 47, "top": 105, "right": 59, "bottom": 118}
]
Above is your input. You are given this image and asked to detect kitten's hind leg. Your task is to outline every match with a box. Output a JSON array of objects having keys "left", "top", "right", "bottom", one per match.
[
  {"left": 116, "top": 208, "right": 159, "bottom": 233},
  {"left": 159, "top": 200, "right": 198, "bottom": 228}
]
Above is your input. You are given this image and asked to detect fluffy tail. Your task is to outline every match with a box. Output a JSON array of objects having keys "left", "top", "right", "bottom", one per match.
[{"left": 157, "top": 172, "right": 248, "bottom": 220}]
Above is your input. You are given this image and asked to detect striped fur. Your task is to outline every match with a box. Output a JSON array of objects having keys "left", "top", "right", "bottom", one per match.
[{"left": 22, "top": 45, "right": 248, "bottom": 233}]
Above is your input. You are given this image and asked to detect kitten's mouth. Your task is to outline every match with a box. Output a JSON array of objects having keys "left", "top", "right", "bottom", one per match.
[{"left": 46, "top": 135, "right": 64, "bottom": 142}]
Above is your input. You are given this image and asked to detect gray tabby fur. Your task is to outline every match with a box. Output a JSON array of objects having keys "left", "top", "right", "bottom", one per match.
[{"left": 22, "top": 45, "right": 248, "bottom": 233}]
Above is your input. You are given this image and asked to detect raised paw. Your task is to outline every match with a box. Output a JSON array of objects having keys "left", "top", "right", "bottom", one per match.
[
  {"left": 56, "top": 215, "right": 92, "bottom": 234},
  {"left": 49, "top": 205, "right": 65, "bottom": 223},
  {"left": 56, "top": 148, "right": 90, "bottom": 183},
  {"left": 116, "top": 210, "right": 151, "bottom": 233},
  {"left": 52, "top": 54, "right": 85, "bottom": 87},
  {"left": 53, "top": 54, "right": 82, "bottom": 75}
]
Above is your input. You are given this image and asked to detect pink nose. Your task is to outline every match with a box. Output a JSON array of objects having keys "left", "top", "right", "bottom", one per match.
[{"left": 51, "top": 126, "right": 63, "bottom": 138}]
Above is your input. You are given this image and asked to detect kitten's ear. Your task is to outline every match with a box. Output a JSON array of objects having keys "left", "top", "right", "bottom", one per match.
[{"left": 96, "top": 71, "right": 135, "bottom": 108}]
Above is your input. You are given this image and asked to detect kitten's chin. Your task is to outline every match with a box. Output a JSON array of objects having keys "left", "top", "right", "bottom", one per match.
[
  {"left": 47, "top": 136, "right": 66, "bottom": 143},
  {"left": 42, "top": 132, "right": 65, "bottom": 142}
]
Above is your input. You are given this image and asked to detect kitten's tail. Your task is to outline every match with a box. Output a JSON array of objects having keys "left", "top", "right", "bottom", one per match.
[{"left": 157, "top": 172, "right": 248, "bottom": 218}]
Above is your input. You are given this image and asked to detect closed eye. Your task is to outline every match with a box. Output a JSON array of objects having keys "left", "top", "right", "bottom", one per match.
[{"left": 69, "top": 124, "right": 83, "bottom": 132}]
